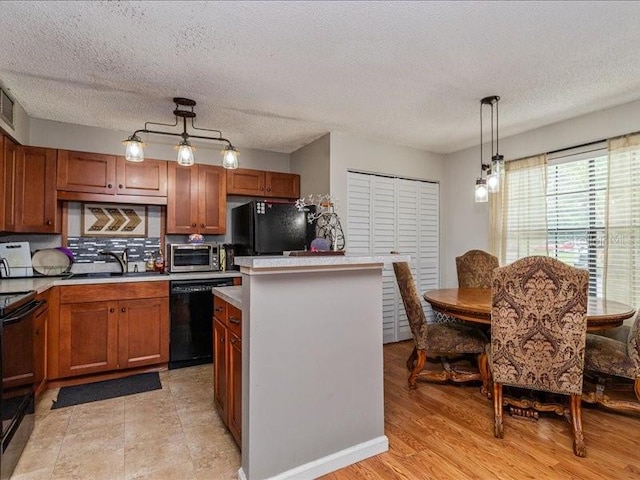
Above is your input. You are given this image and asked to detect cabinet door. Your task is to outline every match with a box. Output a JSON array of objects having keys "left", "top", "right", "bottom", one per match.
[
  {"left": 2, "top": 136, "right": 17, "bottom": 231},
  {"left": 266, "top": 171, "right": 300, "bottom": 199},
  {"left": 167, "top": 162, "right": 199, "bottom": 234},
  {"left": 116, "top": 157, "right": 168, "bottom": 197},
  {"left": 57, "top": 150, "right": 117, "bottom": 194},
  {"left": 59, "top": 301, "right": 119, "bottom": 377},
  {"left": 198, "top": 165, "right": 227, "bottom": 234},
  {"left": 227, "top": 168, "right": 265, "bottom": 196},
  {"left": 213, "top": 318, "right": 228, "bottom": 421},
  {"left": 33, "top": 298, "right": 48, "bottom": 397},
  {"left": 15, "top": 146, "right": 58, "bottom": 233},
  {"left": 118, "top": 297, "right": 169, "bottom": 369},
  {"left": 228, "top": 332, "right": 242, "bottom": 446}
]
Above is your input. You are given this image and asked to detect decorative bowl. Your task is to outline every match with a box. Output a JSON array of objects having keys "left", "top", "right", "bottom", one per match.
[{"left": 187, "top": 233, "right": 204, "bottom": 244}]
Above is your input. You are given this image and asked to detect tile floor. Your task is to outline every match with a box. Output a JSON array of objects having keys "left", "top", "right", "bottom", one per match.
[{"left": 11, "top": 365, "right": 241, "bottom": 480}]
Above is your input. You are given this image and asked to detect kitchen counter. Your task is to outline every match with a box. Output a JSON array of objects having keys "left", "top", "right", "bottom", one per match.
[
  {"left": 212, "top": 286, "right": 242, "bottom": 309},
  {"left": 0, "top": 270, "right": 241, "bottom": 294}
]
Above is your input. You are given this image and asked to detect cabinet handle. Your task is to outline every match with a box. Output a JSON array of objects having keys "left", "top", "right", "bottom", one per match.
[
  {"left": 215, "top": 307, "right": 223, "bottom": 312},
  {"left": 191, "top": 223, "right": 196, "bottom": 227},
  {"left": 110, "top": 308, "right": 115, "bottom": 313},
  {"left": 267, "top": 187, "right": 271, "bottom": 192},
  {"left": 46, "top": 220, "right": 52, "bottom": 226},
  {"left": 229, "top": 317, "right": 240, "bottom": 325},
  {"left": 260, "top": 187, "right": 264, "bottom": 191},
  {"left": 230, "top": 338, "right": 237, "bottom": 345},
  {"left": 220, "top": 336, "right": 225, "bottom": 343},
  {"left": 200, "top": 223, "right": 204, "bottom": 228},
  {"left": 118, "top": 184, "right": 123, "bottom": 189},
  {"left": 35, "top": 328, "right": 40, "bottom": 335},
  {"left": 121, "top": 307, "right": 126, "bottom": 313},
  {"left": 107, "top": 183, "right": 113, "bottom": 188}
]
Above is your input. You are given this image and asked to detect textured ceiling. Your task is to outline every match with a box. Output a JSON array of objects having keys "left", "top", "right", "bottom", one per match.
[{"left": 1, "top": 1, "right": 640, "bottom": 154}]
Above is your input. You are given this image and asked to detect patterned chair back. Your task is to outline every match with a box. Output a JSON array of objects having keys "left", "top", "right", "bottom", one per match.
[
  {"left": 627, "top": 311, "right": 640, "bottom": 368},
  {"left": 491, "top": 256, "right": 589, "bottom": 395},
  {"left": 456, "top": 250, "right": 499, "bottom": 288},
  {"left": 392, "top": 261, "right": 428, "bottom": 350}
]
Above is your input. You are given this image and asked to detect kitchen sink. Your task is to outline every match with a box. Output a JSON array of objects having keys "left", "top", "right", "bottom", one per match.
[{"left": 63, "top": 271, "right": 168, "bottom": 280}]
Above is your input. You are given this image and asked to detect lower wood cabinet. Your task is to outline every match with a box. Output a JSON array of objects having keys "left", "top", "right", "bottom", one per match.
[
  {"left": 49, "top": 282, "right": 169, "bottom": 380},
  {"left": 213, "top": 295, "right": 242, "bottom": 446}
]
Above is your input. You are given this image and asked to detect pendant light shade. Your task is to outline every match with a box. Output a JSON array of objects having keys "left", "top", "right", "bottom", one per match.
[
  {"left": 221, "top": 145, "right": 239, "bottom": 169},
  {"left": 475, "top": 95, "right": 503, "bottom": 202},
  {"left": 176, "top": 140, "right": 195, "bottom": 166},
  {"left": 123, "top": 135, "right": 145, "bottom": 162},
  {"left": 475, "top": 178, "right": 488, "bottom": 203},
  {"left": 122, "top": 98, "right": 239, "bottom": 168}
]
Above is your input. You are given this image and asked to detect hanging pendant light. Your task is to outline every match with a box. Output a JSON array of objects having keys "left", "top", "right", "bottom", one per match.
[
  {"left": 176, "top": 139, "right": 195, "bottom": 166},
  {"left": 221, "top": 145, "right": 239, "bottom": 169},
  {"left": 475, "top": 95, "right": 503, "bottom": 202},
  {"left": 122, "top": 134, "right": 145, "bottom": 162},
  {"left": 122, "top": 98, "right": 239, "bottom": 168}
]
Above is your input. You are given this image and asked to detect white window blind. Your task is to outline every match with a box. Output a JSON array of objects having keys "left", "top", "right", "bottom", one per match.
[
  {"left": 347, "top": 171, "right": 439, "bottom": 343},
  {"left": 501, "top": 135, "right": 640, "bottom": 308}
]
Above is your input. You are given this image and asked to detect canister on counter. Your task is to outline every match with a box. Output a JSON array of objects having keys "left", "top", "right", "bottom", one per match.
[{"left": 219, "top": 248, "right": 226, "bottom": 272}]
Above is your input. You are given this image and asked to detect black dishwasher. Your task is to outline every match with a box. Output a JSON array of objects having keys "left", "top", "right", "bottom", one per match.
[{"left": 169, "top": 278, "right": 235, "bottom": 369}]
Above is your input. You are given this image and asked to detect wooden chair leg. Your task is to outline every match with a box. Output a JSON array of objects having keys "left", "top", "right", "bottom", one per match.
[
  {"left": 477, "top": 352, "right": 491, "bottom": 398},
  {"left": 406, "top": 346, "right": 417, "bottom": 371},
  {"left": 408, "top": 349, "right": 427, "bottom": 389},
  {"left": 493, "top": 382, "right": 504, "bottom": 439},
  {"left": 570, "top": 394, "right": 586, "bottom": 457}
]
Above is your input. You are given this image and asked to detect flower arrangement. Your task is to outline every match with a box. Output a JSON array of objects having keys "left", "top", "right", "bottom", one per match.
[{"left": 296, "top": 194, "right": 345, "bottom": 251}]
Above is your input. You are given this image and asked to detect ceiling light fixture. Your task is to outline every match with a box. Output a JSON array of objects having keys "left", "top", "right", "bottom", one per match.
[
  {"left": 122, "top": 97, "right": 239, "bottom": 169},
  {"left": 475, "top": 95, "right": 503, "bottom": 203}
]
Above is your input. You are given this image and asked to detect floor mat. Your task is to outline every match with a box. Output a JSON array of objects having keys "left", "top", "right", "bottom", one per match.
[{"left": 51, "top": 372, "right": 162, "bottom": 409}]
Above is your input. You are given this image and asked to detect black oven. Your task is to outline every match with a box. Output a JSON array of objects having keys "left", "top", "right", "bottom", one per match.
[{"left": 0, "top": 291, "right": 45, "bottom": 480}]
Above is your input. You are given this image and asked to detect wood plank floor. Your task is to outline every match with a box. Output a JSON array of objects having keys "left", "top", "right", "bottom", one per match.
[{"left": 323, "top": 341, "right": 640, "bottom": 480}]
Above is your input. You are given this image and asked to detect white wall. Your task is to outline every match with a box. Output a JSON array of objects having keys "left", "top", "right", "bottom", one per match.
[
  {"left": 290, "top": 133, "right": 330, "bottom": 198},
  {"left": 444, "top": 98, "right": 640, "bottom": 287},
  {"left": 29, "top": 118, "right": 291, "bottom": 171}
]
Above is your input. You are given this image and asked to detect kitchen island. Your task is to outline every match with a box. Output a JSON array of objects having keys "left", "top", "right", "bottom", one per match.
[{"left": 225, "top": 254, "right": 405, "bottom": 480}]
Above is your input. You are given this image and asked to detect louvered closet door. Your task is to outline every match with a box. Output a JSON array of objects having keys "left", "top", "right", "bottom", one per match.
[{"left": 347, "top": 171, "right": 439, "bottom": 344}]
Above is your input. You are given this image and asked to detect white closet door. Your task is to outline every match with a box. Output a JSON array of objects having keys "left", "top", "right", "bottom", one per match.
[{"left": 347, "top": 171, "right": 439, "bottom": 344}]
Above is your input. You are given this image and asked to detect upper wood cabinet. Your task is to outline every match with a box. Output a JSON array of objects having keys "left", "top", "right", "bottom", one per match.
[
  {"left": 3, "top": 144, "right": 59, "bottom": 233},
  {"left": 227, "top": 168, "right": 300, "bottom": 199},
  {"left": 167, "top": 163, "right": 227, "bottom": 234},
  {"left": 56, "top": 150, "right": 167, "bottom": 204}
]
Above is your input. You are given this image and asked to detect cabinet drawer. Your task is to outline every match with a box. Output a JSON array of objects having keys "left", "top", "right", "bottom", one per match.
[
  {"left": 227, "top": 304, "right": 242, "bottom": 337},
  {"left": 60, "top": 281, "right": 169, "bottom": 304},
  {"left": 214, "top": 295, "right": 228, "bottom": 323}
]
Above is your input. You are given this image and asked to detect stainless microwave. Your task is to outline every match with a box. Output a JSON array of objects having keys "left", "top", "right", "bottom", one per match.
[{"left": 168, "top": 243, "right": 219, "bottom": 272}]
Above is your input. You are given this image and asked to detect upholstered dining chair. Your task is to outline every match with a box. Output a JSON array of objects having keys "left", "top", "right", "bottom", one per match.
[
  {"left": 490, "top": 256, "right": 589, "bottom": 457},
  {"left": 392, "top": 259, "right": 488, "bottom": 389},
  {"left": 582, "top": 311, "right": 640, "bottom": 414},
  {"left": 456, "top": 249, "right": 499, "bottom": 288}
]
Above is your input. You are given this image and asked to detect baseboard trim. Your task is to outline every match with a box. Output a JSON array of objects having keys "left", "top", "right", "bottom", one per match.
[{"left": 237, "top": 435, "right": 388, "bottom": 480}]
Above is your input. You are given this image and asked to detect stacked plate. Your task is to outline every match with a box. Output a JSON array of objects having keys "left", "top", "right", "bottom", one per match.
[{"left": 31, "top": 248, "right": 72, "bottom": 276}]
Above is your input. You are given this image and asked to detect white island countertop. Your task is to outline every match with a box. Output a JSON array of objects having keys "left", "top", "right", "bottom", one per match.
[{"left": 235, "top": 253, "right": 408, "bottom": 272}]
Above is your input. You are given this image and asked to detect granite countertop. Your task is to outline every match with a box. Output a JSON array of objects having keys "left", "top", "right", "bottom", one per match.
[
  {"left": 212, "top": 286, "right": 242, "bottom": 309},
  {"left": 0, "top": 270, "right": 241, "bottom": 294}
]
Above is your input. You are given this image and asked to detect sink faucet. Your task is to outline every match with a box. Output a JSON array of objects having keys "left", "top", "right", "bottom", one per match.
[{"left": 100, "top": 249, "right": 128, "bottom": 273}]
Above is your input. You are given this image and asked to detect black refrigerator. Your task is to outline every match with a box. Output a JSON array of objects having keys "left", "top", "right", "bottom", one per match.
[{"left": 232, "top": 201, "right": 316, "bottom": 256}]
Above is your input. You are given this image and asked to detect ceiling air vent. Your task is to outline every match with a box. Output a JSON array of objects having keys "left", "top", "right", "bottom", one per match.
[{"left": 0, "top": 88, "right": 15, "bottom": 128}]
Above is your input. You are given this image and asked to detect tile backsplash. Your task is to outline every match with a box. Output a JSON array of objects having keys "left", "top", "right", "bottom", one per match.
[{"left": 67, "top": 237, "right": 161, "bottom": 270}]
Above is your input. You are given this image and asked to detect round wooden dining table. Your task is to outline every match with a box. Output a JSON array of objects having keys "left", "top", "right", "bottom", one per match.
[{"left": 423, "top": 288, "right": 636, "bottom": 331}]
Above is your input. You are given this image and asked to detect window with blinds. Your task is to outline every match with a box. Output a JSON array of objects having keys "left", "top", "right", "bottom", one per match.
[
  {"left": 347, "top": 171, "right": 439, "bottom": 343},
  {"left": 546, "top": 147, "right": 607, "bottom": 297},
  {"left": 503, "top": 137, "right": 640, "bottom": 306}
]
